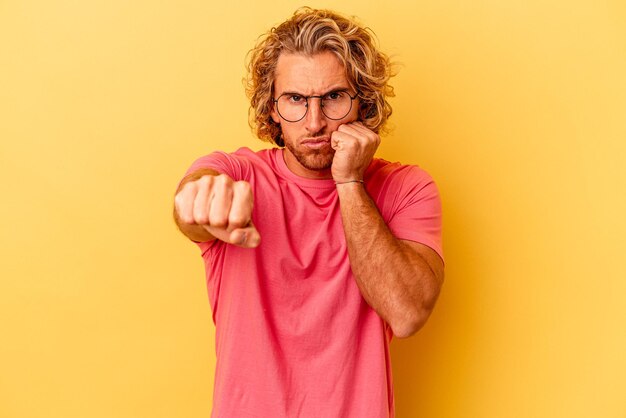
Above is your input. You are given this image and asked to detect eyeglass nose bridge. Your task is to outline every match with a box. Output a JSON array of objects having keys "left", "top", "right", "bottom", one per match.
[{"left": 302, "top": 95, "right": 326, "bottom": 111}]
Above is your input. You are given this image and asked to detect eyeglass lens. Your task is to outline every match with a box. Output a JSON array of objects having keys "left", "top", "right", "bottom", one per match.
[{"left": 275, "top": 91, "right": 355, "bottom": 122}]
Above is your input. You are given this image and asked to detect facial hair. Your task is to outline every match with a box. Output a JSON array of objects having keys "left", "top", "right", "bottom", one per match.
[{"left": 284, "top": 136, "right": 335, "bottom": 171}]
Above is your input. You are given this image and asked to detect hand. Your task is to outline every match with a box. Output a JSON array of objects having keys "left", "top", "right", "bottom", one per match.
[
  {"left": 330, "top": 122, "right": 380, "bottom": 183},
  {"left": 174, "top": 173, "right": 260, "bottom": 248}
]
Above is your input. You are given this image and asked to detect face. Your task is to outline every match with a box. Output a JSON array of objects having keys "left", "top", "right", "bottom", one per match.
[{"left": 270, "top": 51, "right": 360, "bottom": 179}]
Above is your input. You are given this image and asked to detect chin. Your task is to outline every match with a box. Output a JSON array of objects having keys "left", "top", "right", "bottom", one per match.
[
  {"left": 287, "top": 142, "right": 335, "bottom": 171},
  {"left": 300, "top": 154, "right": 333, "bottom": 171},
  {"left": 299, "top": 146, "right": 335, "bottom": 171}
]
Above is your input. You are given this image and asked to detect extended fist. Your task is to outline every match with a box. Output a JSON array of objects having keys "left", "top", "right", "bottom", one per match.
[{"left": 174, "top": 173, "right": 260, "bottom": 248}]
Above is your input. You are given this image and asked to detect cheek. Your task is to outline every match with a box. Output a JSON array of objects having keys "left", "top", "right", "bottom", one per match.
[
  {"left": 278, "top": 123, "right": 295, "bottom": 142},
  {"left": 348, "top": 100, "right": 361, "bottom": 122}
]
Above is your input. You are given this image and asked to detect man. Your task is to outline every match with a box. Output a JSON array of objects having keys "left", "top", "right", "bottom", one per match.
[{"left": 174, "top": 8, "right": 444, "bottom": 418}]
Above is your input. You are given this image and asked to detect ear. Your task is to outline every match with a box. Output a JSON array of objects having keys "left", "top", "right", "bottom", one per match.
[{"left": 270, "top": 103, "right": 280, "bottom": 124}]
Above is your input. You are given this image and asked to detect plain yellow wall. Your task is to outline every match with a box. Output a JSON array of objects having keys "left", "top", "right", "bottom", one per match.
[{"left": 1, "top": 1, "right": 625, "bottom": 417}]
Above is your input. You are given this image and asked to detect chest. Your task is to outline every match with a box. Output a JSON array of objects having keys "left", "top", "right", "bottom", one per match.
[{"left": 252, "top": 179, "right": 348, "bottom": 280}]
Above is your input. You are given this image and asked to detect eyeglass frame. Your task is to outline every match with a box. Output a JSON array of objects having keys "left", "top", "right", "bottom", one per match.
[{"left": 272, "top": 89, "right": 360, "bottom": 123}]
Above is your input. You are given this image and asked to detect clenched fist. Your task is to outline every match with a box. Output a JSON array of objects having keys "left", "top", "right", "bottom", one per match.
[
  {"left": 331, "top": 122, "right": 380, "bottom": 183},
  {"left": 174, "top": 171, "right": 260, "bottom": 248}
]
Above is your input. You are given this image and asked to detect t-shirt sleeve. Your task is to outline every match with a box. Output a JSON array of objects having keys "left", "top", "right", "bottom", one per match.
[
  {"left": 182, "top": 150, "right": 251, "bottom": 181},
  {"left": 380, "top": 165, "right": 444, "bottom": 262}
]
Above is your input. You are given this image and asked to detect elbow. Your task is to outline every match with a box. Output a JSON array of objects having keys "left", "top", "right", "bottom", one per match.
[
  {"left": 390, "top": 285, "right": 442, "bottom": 339},
  {"left": 390, "top": 308, "right": 432, "bottom": 339}
]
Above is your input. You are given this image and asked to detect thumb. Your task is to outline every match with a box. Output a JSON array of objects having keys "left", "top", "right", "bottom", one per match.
[
  {"left": 203, "top": 221, "right": 261, "bottom": 248},
  {"left": 228, "top": 223, "right": 261, "bottom": 248}
]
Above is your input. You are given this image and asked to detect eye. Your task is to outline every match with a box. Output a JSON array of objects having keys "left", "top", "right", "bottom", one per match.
[
  {"left": 288, "top": 94, "right": 304, "bottom": 103},
  {"left": 324, "top": 91, "right": 346, "bottom": 101}
]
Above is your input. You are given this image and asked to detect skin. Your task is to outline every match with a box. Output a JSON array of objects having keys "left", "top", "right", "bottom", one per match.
[{"left": 174, "top": 51, "right": 444, "bottom": 338}]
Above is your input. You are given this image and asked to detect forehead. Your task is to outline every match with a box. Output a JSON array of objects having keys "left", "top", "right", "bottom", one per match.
[{"left": 273, "top": 51, "right": 350, "bottom": 95}]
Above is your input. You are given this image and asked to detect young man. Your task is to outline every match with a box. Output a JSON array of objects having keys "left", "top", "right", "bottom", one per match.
[{"left": 174, "top": 8, "right": 444, "bottom": 417}]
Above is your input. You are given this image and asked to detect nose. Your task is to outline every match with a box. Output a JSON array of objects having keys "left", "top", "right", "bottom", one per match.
[{"left": 304, "top": 97, "right": 327, "bottom": 134}]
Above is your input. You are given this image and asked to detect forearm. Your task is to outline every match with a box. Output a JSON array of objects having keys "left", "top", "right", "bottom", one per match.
[{"left": 337, "top": 183, "right": 442, "bottom": 338}]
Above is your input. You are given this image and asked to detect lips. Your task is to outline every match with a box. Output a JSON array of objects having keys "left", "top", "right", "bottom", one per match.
[
  {"left": 301, "top": 136, "right": 331, "bottom": 150},
  {"left": 301, "top": 136, "right": 331, "bottom": 145}
]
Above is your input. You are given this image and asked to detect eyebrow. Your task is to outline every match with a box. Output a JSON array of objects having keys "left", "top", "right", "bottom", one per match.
[{"left": 277, "top": 86, "right": 351, "bottom": 97}]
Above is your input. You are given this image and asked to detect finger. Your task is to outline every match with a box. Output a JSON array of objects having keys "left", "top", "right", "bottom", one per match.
[
  {"left": 351, "top": 123, "right": 381, "bottom": 145},
  {"left": 339, "top": 122, "right": 377, "bottom": 144},
  {"left": 331, "top": 129, "right": 349, "bottom": 148},
  {"left": 228, "top": 181, "right": 254, "bottom": 229},
  {"left": 192, "top": 175, "right": 213, "bottom": 224},
  {"left": 331, "top": 130, "right": 359, "bottom": 151},
  {"left": 175, "top": 181, "right": 198, "bottom": 224},
  {"left": 208, "top": 175, "right": 233, "bottom": 228},
  {"left": 337, "top": 122, "right": 362, "bottom": 136},
  {"left": 202, "top": 223, "right": 261, "bottom": 249},
  {"left": 347, "top": 123, "right": 373, "bottom": 138},
  {"left": 228, "top": 223, "right": 261, "bottom": 248}
]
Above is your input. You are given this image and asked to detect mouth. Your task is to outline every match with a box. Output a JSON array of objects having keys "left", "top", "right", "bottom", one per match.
[{"left": 301, "top": 137, "right": 331, "bottom": 149}]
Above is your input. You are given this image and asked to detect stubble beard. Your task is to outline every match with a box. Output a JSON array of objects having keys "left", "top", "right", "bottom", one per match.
[{"left": 285, "top": 138, "right": 335, "bottom": 171}]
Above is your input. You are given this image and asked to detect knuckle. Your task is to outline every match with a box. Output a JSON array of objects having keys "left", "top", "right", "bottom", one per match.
[
  {"left": 175, "top": 200, "right": 192, "bottom": 223},
  {"left": 234, "top": 180, "right": 251, "bottom": 191},
  {"left": 233, "top": 182, "right": 253, "bottom": 201},
  {"left": 180, "top": 181, "right": 196, "bottom": 196},
  {"left": 213, "top": 186, "right": 233, "bottom": 205},
  {"left": 181, "top": 209, "right": 195, "bottom": 224},
  {"left": 197, "top": 175, "right": 212, "bottom": 187},
  {"left": 344, "top": 140, "right": 358, "bottom": 149},
  {"left": 229, "top": 214, "right": 248, "bottom": 227},
  {"left": 178, "top": 211, "right": 191, "bottom": 224},
  {"left": 215, "top": 173, "right": 233, "bottom": 186},
  {"left": 209, "top": 214, "right": 228, "bottom": 228},
  {"left": 174, "top": 192, "right": 184, "bottom": 207},
  {"left": 193, "top": 208, "right": 209, "bottom": 224},
  {"left": 212, "top": 175, "right": 233, "bottom": 194}
]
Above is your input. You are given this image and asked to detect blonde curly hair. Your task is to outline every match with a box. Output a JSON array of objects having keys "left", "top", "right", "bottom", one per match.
[{"left": 245, "top": 7, "right": 396, "bottom": 146}]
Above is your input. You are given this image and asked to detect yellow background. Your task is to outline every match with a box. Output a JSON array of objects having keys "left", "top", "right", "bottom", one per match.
[{"left": 1, "top": 1, "right": 625, "bottom": 417}]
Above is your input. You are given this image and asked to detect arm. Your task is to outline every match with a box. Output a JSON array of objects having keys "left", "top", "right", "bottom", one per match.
[
  {"left": 331, "top": 122, "right": 444, "bottom": 338},
  {"left": 336, "top": 182, "right": 444, "bottom": 338},
  {"left": 173, "top": 168, "right": 260, "bottom": 248}
]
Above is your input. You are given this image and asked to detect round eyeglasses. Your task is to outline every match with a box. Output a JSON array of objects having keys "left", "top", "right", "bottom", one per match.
[{"left": 273, "top": 90, "right": 359, "bottom": 123}]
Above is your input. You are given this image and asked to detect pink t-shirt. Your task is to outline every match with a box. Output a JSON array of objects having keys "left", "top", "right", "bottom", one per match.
[{"left": 184, "top": 147, "right": 443, "bottom": 418}]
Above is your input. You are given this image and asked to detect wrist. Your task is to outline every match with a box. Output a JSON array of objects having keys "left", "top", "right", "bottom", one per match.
[
  {"left": 335, "top": 177, "right": 370, "bottom": 204},
  {"left": 335, "top": 179, "right": 364, "bottom": 186}
]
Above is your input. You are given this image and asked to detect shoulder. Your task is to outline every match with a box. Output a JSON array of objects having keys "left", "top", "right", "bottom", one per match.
[
  {"left": 191, "top": 147, "right": 268, "bottom": 166},
  {"left": 185, "top": 147, "right": 277, "bottom": 181},
  {"left": 365, "top": 158, "right": 437, "bottom": 195},
  {"left": 366, "top": 159, "right": 444, "bottom": 260}
]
